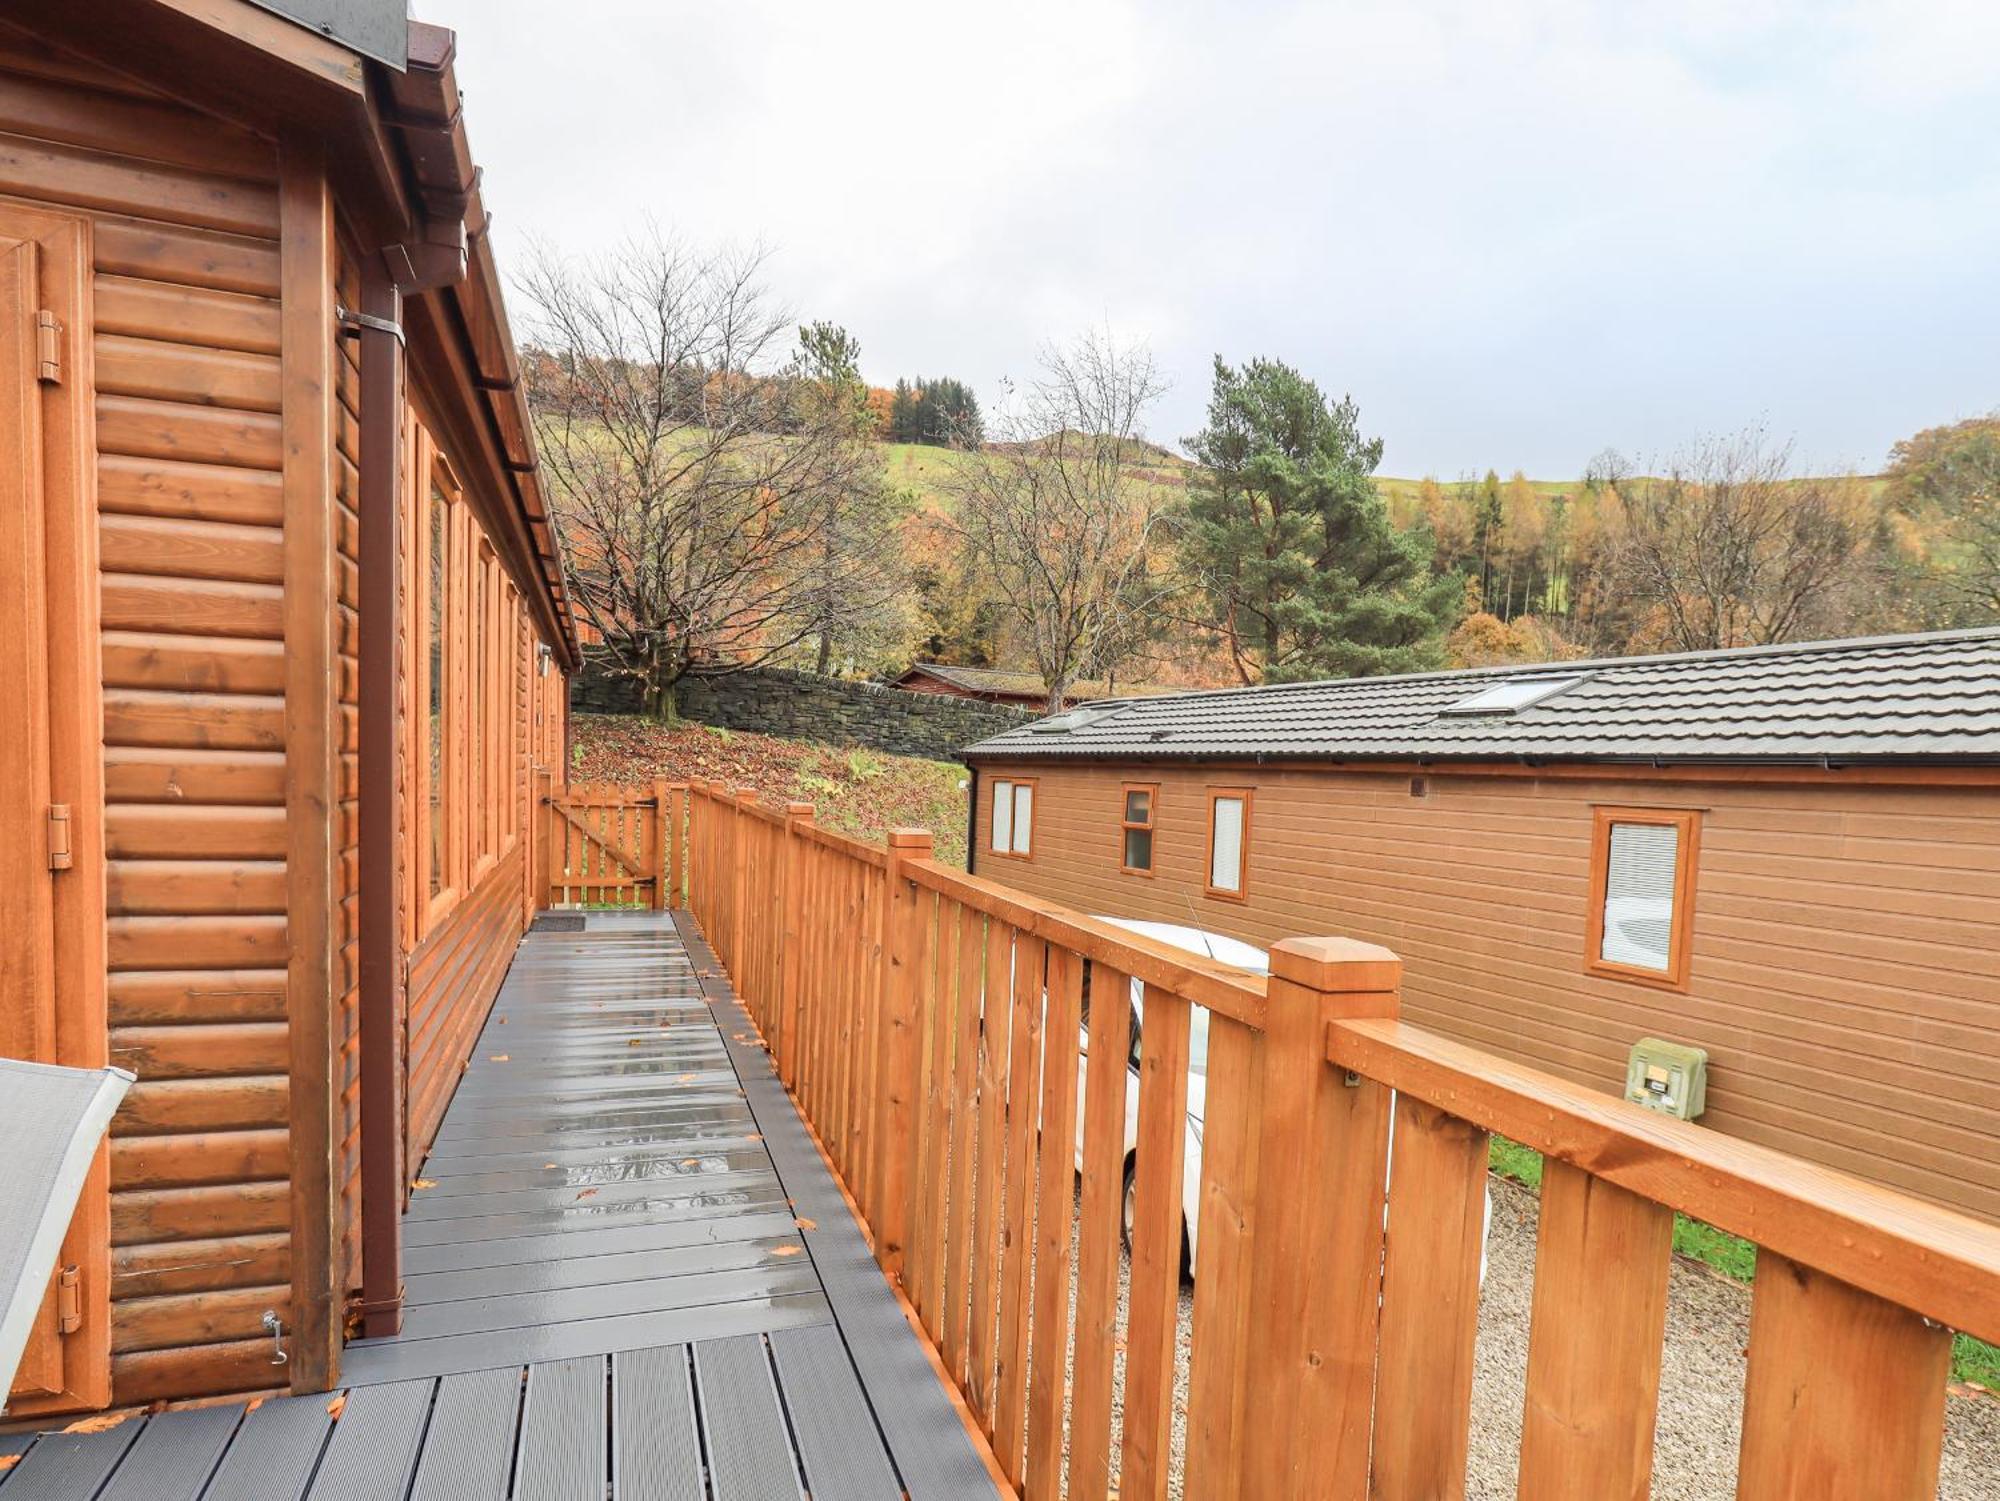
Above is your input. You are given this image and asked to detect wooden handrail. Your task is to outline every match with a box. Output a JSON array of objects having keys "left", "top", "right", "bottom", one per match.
[
  {"left": 904, "top": 857, "right": 1268, "bottom": 1027},
  {"left": 1328, "top": 1014, "right": 2000, "bottom": 1344}
]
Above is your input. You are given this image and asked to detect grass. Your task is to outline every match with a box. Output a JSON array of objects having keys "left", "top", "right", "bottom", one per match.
[
  {"left": 570, "top": 714, "right": 973, "bottom": 867},
  {"left": 1486, "top": 1136, "right": 1998, "bottom": 1389}
]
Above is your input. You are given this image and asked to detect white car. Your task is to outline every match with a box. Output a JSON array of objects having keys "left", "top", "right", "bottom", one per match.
[{"left": 1072, "top": 917, "right": 1491, "bottom": 1281}]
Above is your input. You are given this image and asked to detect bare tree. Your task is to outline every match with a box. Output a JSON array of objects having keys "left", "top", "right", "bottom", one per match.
[
  {"left": 1603, "top": 430, "right": 1890, "bottom": 652},
  {"left": 518, "top": 231, "right": 889, "bottom": 713},
  {"left": 943, "top": 331, "right": 1176, "bottom": 713}
]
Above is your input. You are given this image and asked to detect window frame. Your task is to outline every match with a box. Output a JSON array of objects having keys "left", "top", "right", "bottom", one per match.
[
  {"left": 1204, "top": 786, "right": 1253, "bottom": 902},
  {"left": 1584, "top": 805, "right": 1701, "bottom": 992},
  {"left": 987, "top": 775, "right": 1038, "bottom": 860},
  {"left": 417, "top": 444, "right": 462, "bottom": 936},
  {"left": 1119, "top": 781, "right": 1159, "bottom": 877}
]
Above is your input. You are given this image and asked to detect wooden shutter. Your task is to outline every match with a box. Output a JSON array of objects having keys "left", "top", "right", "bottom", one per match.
[{"left": 0, "top": 205, "right": 112, "bottom": 1413}]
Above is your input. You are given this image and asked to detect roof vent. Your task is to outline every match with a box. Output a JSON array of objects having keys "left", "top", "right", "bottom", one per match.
[{"left": 1440, "top": 674, "right": 1587, "bottom": 717}]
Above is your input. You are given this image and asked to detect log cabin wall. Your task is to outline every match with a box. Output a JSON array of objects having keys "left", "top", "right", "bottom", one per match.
[
  {"left": 971, "top": 758, "right": 2000, "bottom": 1223},
  {"left": 0, "top": 27, "right": 300, "bottom": 1406},
  {"left": 0, "top": 20, "right": 571, "bottom": 1409}
]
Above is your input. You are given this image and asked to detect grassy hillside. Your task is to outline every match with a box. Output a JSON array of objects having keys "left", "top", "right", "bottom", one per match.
[{"left": 572, "top": 714, "right": 972, "bottom": 868}]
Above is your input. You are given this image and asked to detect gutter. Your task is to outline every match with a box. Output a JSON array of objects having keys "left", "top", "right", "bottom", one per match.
[
  {"left": 359, "top": 15, "right": 581, "bottom": 1342},
  {"left": 965, "top": 764, "right": 979, "bottom": 877}
]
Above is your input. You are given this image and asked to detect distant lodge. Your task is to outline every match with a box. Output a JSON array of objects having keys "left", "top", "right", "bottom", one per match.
[{"left": 961, "top": 629, "right": 2000, "bottom": 1225}]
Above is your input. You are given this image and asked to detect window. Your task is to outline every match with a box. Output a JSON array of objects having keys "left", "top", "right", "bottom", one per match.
[
  {"left": 1120, "top": 783, "right": 1157, "bottom": 874},
  {"left": 989, "top": 777, "right": 1035, "bottom": 858},
  {"left": 1206, "top": 788, "right": 1251, "bottom": 899},
  {"left": 1586, "top": 807, "right": 1700, "bottom": 990}
]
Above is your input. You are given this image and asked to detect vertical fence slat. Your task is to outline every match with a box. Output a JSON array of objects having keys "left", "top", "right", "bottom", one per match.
[
  {"left": 1025, "top": 944, "right": 1084, "bottom": 1500},
  {"left": 914, "top": 900, "right": 960, "bottom": 1338},
  {"left": 1517, "top": 1159, "right": 1673, "bottom": 1501},
  {"left": 1068, "top": 963, "right": 1132, "bottom": 1499},
  {"left": 877, "top": 829, "right": 933, "bottom": 1282},
  {"left": 1736, "top": 1254, "right": 1951, "bottom": 1501},
  {"left": 1370, "top": 1095, "right": 1490, "bottom": 1501},
  {"left": 966, "top": 917, "right": 1013, "bottom": 1427},
  {"left": 993, "top": 931, "right": 1047, "bottom": 1486},
  {"left": 942, "top": 902, "right": 984, "bottom": 1378},
  {"left": 1119, "top": 981, "right": 1190, "bottom": 1501},
  {"left": 1184, "top": 1009, "right": 1261, "bottom": 1497}
]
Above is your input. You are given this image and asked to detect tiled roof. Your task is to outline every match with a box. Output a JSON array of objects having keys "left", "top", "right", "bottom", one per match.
[{"left": 961, "top": 628, "right": 2000, "bottom": 766}]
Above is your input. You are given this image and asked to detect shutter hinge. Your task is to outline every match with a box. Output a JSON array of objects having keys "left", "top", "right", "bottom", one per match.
[
  {"left": 47, "top": 804, "right": 72, "bottom": 870},
  {"left": 57, "top": 1265, "right": 81, "bottom": 1333},
  {"left": 36, "top": 309, "right": 61, "bottom": 383}
]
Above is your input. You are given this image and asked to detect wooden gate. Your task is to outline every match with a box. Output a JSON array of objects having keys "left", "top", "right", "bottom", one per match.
[{"left": 538, "top": 778, "right": 685, "bottom": 909}]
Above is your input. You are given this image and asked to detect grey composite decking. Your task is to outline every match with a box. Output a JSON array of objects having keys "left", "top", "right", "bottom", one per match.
[{"left": 0, "top": 912, "right": 996, "bottom": 1501}]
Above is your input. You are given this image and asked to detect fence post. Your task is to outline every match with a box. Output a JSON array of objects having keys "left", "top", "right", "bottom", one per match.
[
  {"left": 778, "top": 801, "right": 814, "bottom": 1084},
  {"left": 1238, "top": 937, "right": 1401, "bottom": 1501},
  {"left": 648, "top": 777, "right": 669, "bottom": 911},
  {"left": 667, "top": 782, "right": 685, "bottom": 911},
  {"left": 532, "top": 767, "right": 552, "bottom": 912},
  {"left": 876, "top": 827, "right": 933, "bottom": 1283}
]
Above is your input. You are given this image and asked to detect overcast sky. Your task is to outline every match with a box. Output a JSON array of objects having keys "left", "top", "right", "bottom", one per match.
[{"left": 423, "top": 0, "right": 1998, "bottom": 478}]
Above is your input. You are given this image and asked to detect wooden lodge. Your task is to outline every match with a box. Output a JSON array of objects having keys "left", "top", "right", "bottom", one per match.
[
  {"left": 0, "top": 0, "right": 575, "bottom": 1414},
  {"left": 961, "top": 630, "right": 2000, "bottom": 1224}
]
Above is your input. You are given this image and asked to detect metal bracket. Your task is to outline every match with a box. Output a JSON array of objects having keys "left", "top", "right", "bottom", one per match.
[{"left": 335, "top": 306, "right": 406, "bottom": 345}]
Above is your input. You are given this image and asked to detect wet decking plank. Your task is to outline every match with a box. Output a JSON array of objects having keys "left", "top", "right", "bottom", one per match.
[
  {"left": 198, "top": 1393, "right": 335, "bottom": 1501},
  {"left": 98, "top": 1403, "right": 240, "bottom": 1501},
  {"left": 612, "top": 1346, "right": 705, "bottom": 1501},
  {"left": 512, "top": 1357, "right": 603, "bottom": 1501},
  {"left": 0, "top": 1421, "right": 142, "bottom": 1501},
  {"left": 302, "top": 1379, "right": 432, "bottom": 1501},
  {"left": 407, "top": 1367, "right": 521, "bottom": 1501},
  {"left": 771, "top": 1325, "right": 905, "bottom": 1501},
  {"left": 694, "top": 1336, "right": 803, "bottom": 1501}
]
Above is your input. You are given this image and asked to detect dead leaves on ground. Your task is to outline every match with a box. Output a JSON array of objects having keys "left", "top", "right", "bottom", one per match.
[
  {"left": 326, "top": 1393, "right": 347, "bottom": 1420},
  {"left": 489, "top": 1053, "right": 510, "bottom": 1063},
  {"left": 411, "top": 1177, "right": 436, "bottom": 1190}
]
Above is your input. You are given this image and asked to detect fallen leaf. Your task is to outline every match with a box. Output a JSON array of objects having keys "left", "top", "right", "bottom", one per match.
[
  {"left": 575, "top": 1187, "right": 599, "bottom": 1201},
  {"left": 542, "top": 1162, "right": 558, "bottom": 1170},
  {"left": 244, "top": 1396, "right": 265, "bottom": 1414},
  {"left": 677, "top": 1072, "right": 698, "bottom": 1083},
  {"left": 795, "top": 1217, "right": 818, "bottom": 1231},
  {"left": 498, "top": 1016, "right": 508, "bottom": 1025},
  {"left": 681, "top": 1158, "right": 700, "bottom": 1168},
  {"left": 326, "top": 1393, "right": 347, "bottom": 1420},
  {"left": 0, "top": 1455, "right": 18, "bottom": 1473},
  {"left": 489, "top": 1053, "right": 510, "bottom": 1063},
  {"left": 627, "top": 1038, "right": 642, "bottom": 1048},
  {"left": 411, "top": 1177, "right": 437, "bottom": 1190},
  {"left": 748, "top": 1133, "right": 763, "bottom": 1143},
  {"left": 770, "top": 1245, "right": 803, "bottom": 1257}
]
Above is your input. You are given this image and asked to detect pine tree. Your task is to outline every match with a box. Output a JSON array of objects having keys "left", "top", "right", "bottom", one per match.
[{"left": 1177, "top": 356, "right": 1463, "bottom": 683}]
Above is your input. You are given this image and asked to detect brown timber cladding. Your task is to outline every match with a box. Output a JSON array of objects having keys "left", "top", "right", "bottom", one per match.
[
  {"left": 973, "top": 760, "right": 2000, "bottom": 1223},
  {"left": 0, "top": 28, "right": 294, "bottom": 1404},
  {"left": 0, "top": 26, "right": 558, "bottom": 1404}
]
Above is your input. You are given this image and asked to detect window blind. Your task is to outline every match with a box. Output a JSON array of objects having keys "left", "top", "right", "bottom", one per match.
[
  {"left": 1600, "top": 821, "right": 1679, "bottom": 971},
  {"left": 1210, "top": 796, "right": 1245, "bottom": 892}
]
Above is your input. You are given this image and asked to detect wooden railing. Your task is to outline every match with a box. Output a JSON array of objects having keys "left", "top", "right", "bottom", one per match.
[
  {"left": 677, "top": 778, "right": 2000, "bottom": 1500},
  {"left": 534, "top": 775, "right": 684, "bottom": 909}
]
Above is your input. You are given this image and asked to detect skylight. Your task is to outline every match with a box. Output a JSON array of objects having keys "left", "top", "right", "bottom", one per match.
[{"left": 1440, "top": 675, "right": 1587, "bottom": 716}]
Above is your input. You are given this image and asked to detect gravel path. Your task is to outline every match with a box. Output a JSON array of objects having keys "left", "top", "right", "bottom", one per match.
[{"left": 1064, "top": 1174, "right": 2000, "bottom": 1499}]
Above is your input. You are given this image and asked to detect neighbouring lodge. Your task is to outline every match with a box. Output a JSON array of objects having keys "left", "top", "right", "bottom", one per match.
[
  {"left": 963, "top": 628, "right": 2000, "bottom": 1224},
  {"left": 1, "top": 0, "right": 575, "bottom": 1413}
]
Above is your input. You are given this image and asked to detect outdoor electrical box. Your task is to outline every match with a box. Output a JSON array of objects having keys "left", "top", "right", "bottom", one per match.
[{"left": 1624, "top": 1038, "right": 1708, "bottom": 1120}]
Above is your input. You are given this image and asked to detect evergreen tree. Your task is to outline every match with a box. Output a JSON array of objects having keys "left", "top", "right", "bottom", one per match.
[
  {"left": 889, "top": 378, "right": 918, "bottom": 444},
  {"left": 1177, "top": 356, "right": 1463, "bottom": 683}
]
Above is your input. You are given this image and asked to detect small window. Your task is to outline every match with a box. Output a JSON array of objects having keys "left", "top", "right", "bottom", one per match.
[
  {"left": 1206, "top": 788, "right": 1251, "bottom": 900},
  {"left": 1587, "top": 807, "right": 1699, "bottom": 990},
  {"left": 989, "top": 777, "right": 1035, "bottom": 858},
  {"left": 1120, "top": 784, "right": 1157, "bottom": 874}
]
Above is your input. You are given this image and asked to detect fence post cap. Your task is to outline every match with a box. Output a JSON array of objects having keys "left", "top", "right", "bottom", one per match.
[
  {"left": 736, "top": 788, "right": 758, "bottom": 804},
  {"left": 1269, "top": 936, "right": 1401, "bottom": 993},
  {"left": 786, "top": 801, "right": 814, "bottom": 818},
  {"left": 886, "top": 827, "right": 934, "bottom": 851}
]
